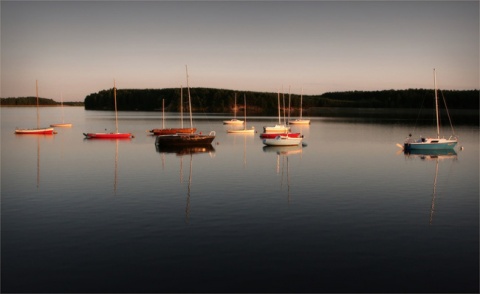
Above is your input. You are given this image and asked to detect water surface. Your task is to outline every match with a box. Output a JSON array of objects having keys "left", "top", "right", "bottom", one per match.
[{"left": 2, "top": 107, "right": 478, "bottom": 293}]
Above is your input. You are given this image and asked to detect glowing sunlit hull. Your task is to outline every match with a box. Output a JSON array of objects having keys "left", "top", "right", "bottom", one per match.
[
  {"left": 263, "top": 135, "right": 303, "bottom": 146},
  {"left": 50, "top": 123, "right": 73, "bottom": 127},
  {"left": 84, "top": 132, "right": 132, "bottom": 139},
  {"left": 15, "top": 128, "right": 55, "bottom": 135},
  {"left": 260, "top": 132, "right": 301, "bottom": 139}
]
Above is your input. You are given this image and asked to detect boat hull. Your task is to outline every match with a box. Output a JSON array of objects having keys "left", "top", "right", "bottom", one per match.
[
  {"left": 263, "top": 136, "right": 303, "bottom": 146},
  {"left": 260, "top": 132, "right": 301, "bottom": 139},
  {"left": 288, "top": 119, "right": 310, "bottom": 125},
  {"left": 149, "top": 128, "right": 196, "bottom": 135},
  {"left": 404, "top": 137, "right": 457, "bottom": 150},
  {"left": 227, "top": 128, "right": 255, "bottom": 134},
  {"left": 15, "top": 128, "right": 55, "bottom": 135},
  {"left": 223, "top": 119, "right": 244, "bottom": 125},
  {"left": 155, "top": 133, "right": 215, "bottom": 146},
  {"left": 50, "top": 123, "right": 73, "bottom": 127},
  {"left": 84, "top": 132, "right": 132, "bottom": 139},
  {"left": 263, "top": 124, "right": 290, "bottom": 133}
]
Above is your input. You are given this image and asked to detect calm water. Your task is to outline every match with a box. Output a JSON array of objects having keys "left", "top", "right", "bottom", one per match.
[{"left": 2, "top": 107, "right": 479, "bottom": 293}]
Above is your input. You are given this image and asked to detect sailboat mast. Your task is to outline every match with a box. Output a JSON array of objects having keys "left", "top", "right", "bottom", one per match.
[
  {"left": 162, "top": 99, "right": 165, "bottom": 129},
  {"left": 300, "top": 88, "right": 303, "bottom": 120},
  {"left": 277, "top": 91, "right": 281, "bottom": 124},
  {"left": 434, "top": 69, "right": 440, "bottom": 139},
  {"left": 60, "top": 93, "right": 65, "bottom": 123},
  {"left": 180, "top": 86, "right": 183, "bottom": 128},
  {"left": 185, "top": 65, "right": 193, "bottom": 129},
  {"left": 36, "top": 80, "right": 39, "bottom": 128},
  {"left": 288, "top": 85, "right": 291, "bottom": 124},
  {"left": 114, "top": 79, "right": 119, "bottom": 133},
  {"left": 234, "top": 93, "right": 237, "bottom": 120},
  {"left": 244, "top": 94, "right": 247, "bottom": 129}
]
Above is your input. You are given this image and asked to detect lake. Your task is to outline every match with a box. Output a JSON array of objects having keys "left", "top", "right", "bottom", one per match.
[{"left": 1, "top": 107, "right": 478, "bottom": 293}]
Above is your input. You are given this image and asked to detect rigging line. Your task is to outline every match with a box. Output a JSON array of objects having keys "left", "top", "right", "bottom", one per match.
[{"left": 439, "top": 89, "right": 456, "bottom": 136}]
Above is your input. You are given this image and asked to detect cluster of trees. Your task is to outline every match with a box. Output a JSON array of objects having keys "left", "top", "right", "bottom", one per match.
[
  {"left": 317, "top": 89, "right": 479, "bottom": 109},
  {"left": 1, "top": 97, "right": 58, "bottom": 105},
  {"left": 84, "top": 87, "right": 478, "bottom": 114},
  {"left": 1, "top": 97, "right": 84, "bottom": 106},
  {"left": 4, "top": 88, "right": 477, "bottom": 114},
  {"left": 84, "top": 88, "right": 284, "bottom": 115}
]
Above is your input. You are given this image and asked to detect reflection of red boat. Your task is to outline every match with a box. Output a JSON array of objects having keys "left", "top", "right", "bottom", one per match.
[
  {"left": 83, "top": 132, "right": 132, "bottom": 139},
  {"left": 260, "top": 132, "right": 301, "bottom": 139}
]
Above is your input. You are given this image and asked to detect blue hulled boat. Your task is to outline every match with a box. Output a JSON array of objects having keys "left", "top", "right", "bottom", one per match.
[{"left": 404, "top": 69, "right": 458, "bottom": 151}]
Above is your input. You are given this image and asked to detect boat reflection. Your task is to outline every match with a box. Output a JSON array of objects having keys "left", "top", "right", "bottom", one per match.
[
  {"left": 262, "top": 145, "right": 303, "bottom": 156},
  {"left": 155, "top": 144, "right": 215, "bottom": 156},
  {"left": 264, "top": 145, "right": 304, "bottom": 203},
  {"left": 404, "top": 149, "right": 457, "bottom": 160},
  {"left": 155, "top": 144, "right": 215, "bottom": 223},
  {"left": 404, "top": 149, "right": 458, "bottom": 224}
]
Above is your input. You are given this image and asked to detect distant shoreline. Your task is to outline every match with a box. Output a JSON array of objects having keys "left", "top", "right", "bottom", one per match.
[{"left": 0, "top": 105, "right": 83, "bottom": 107}]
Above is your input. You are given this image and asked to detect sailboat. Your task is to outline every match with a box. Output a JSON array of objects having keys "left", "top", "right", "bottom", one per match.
[
  {"left": 263, "top": 135, "right": 303, "bottom": 146},
  {"left": 155, "top": 66, "right": 215, "bottom": 146},
  {"left": 15, "top": 80, "right": 55, "bottom": 135},
  {"left": 223, "top": 93, "right": 244, "bottom": 125},
  {"left": 289, "top": 88, "right": 310, "bottom": 125},
  {"left": 227, "top": 94, "right": 255, "bottom": 134},
  {"left": 403, "top": 69, "right": 458, "bottom": 150},
  {"left": 149, "top": 87, "right": 196, "bottom": 135},
  {"left": 83, "top": 80, "right": 133, "bottom": 139},
  {"left": 50, "top": 93, "right": 73, "bottom": 127},
  {"left": 263, "top": 91, "right": 290, "bottom": 133}
]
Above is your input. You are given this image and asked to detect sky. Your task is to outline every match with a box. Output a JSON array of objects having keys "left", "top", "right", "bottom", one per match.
[{"left": 1, "top": 1, "right": 479, "bottom": 102}]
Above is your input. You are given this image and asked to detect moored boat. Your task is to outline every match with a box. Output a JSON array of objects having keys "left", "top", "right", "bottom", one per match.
[
  {"left": 15, "top": 80, "right": 55, "bottom": 135},
  {"left": 403, "top": 69, "right": 457, "bottom": 151},
  {"left": 155, "top": 66, "right": 216, "bottom": 146},
  {"left": 263, "top": 135, "right": 303, "bottom": 146},
  {"left": 155, "top": 132, "right": 216, "bottom": 146},
  {"left": 84, "top": 80, "right": 133, "bottom": 139},
  {"left": 223, "top": 93, "right": 244, "bottom": 125},
  {"left": 288, "top": 88, "right": 310, "bottom": 125},
  {"left": 50, "top": 123, "right": 72, "bottom": 128},
  {"left": 50, "top": 93, "right": 73, "bottom": 127},
  {"left": 149, "top": 91, "right": 196, "bottom": 135},
  {"left": 150, "top": 128, "right": 196, "bottom": 135},
  {"left": 227, "top": 94, "right": 255, "bottom": 134},
  {"left": 260, "top": 132, "right": 301, "bottom": 139},
  {"left": 16, "top": 127, "right": 55, "bottom": 135},
  {"left": 263, "top": 91, "right": 290, "bottom": 133},
  {"left": 83, "top": 132, "right": 132, "bottom": 139}
]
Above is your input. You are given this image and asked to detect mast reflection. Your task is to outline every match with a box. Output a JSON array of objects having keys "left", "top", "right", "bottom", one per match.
[
  {"left": 156, "top": 144, "right": 216, "bottom": 223},
  {"left": 404, "top": 149, "right": 458, "bottom": 224}
]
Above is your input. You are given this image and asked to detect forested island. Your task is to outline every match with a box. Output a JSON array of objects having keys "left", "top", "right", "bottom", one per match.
[
  {"left": 2, "top": 88, "right": 478, "bottom": 117},
  {"left": 83, "top": 88, "right": 478, "bottom": 115}
]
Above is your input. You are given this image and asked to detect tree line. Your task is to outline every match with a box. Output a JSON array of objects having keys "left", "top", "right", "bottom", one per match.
[
  {"left": 3, "top": 88, "right": 477, "bottom": 114},
  {"left": 1, "top": 97, "right": 84, "bottom": 106},
  {"left": 84, "top": 88, "right": 478, "bottom": 114}
]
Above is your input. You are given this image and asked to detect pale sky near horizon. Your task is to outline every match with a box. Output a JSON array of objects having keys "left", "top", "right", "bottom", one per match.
[{"left": 1, "top": 1, "right": 479, "bottom": 102}]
